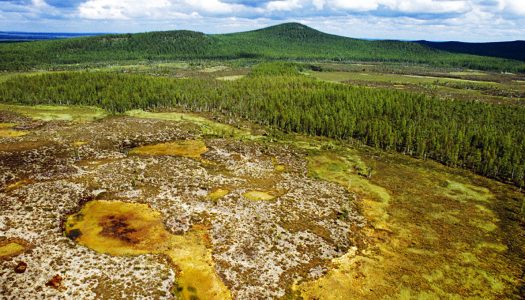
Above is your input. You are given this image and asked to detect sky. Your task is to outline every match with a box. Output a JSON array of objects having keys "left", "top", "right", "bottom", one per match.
[{"left": 0, "top": 0, "right": 524, "bottom": 42}]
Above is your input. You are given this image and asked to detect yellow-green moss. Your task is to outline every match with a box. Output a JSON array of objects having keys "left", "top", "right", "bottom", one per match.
[
  {"left": 0, "top": 242, "right": 25, "bottom": 258},
  {"left": 125, "top": 109, "right": 252, "bottom": 138},
  {"left": 275, "top": 165, "right": 286, "bottom": 172},
  {"left": 307, "top": 152, "right": 390, "bottom": 230},
  {"left": 129, "top": 140, "right": 208, "bottom": 159},
  {"left": 216, "top": 75, "right": 245, "bottom": 81},
  {"left": 201, "top": 66, "right": 228, "bottom": 73},
  {"left": 442, "top": 180, "right": 493, "bottom": 203},
  {"left": 430, "top": 210, "right": 461, "bottom": 225},
  {"left": 0, "top": 104, "right": 107, "bottom": 122},
  {"left": 296, "top": 249, "right": 366, "bottom": 300},
  {"left": 65, "top": 200, "right": 231, "bottom": 300},
  {"left": 243, "top": 191, "right": 275, "bottom": 201},
  {"left": 296, "top": 143, "right": 521, "bottom": 299},
  {"left": 0, "top": 129, "right": 28, "bottom": 138},
  {"left": 476, "top": 242, "right": 507, "bottom": 252},
  {"left": 0, "top": 239, "right": 28, "bottom": 259},
  {"left": 0, "top": 123, "right": 29, "bottom": 138},
  {"left": 272, "top": 157, "right": 286, "bottom": 172},
  {"left": 469, "top": 218, "right": 498, "bottom": 232},
  {"left": 0, "top": 123, "right": 16, "bottom": 128},
  {"left": 4, "top": 179, "right": 32, "bottom": 192},
  {"left": 207, "top": 188, "right": 230, "bottom": 201}
]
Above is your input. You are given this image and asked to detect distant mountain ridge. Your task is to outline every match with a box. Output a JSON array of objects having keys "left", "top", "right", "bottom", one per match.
[
  {"left": 0, "top": 32, "right": 102, "bottom": 43},
  {"left": 417, "top": 40, "right": 525, "bottom": 62},
  {"left": 0, "top": 23, "right": 524, "bottom": 72}
]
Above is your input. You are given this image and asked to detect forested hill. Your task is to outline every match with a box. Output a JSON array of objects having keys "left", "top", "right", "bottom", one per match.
[
  {"left": 1, "top": 22, "right": 524, "bottom": 72},
  {"left": 417, "top": 40, "right": 525, "bottom": 62}
]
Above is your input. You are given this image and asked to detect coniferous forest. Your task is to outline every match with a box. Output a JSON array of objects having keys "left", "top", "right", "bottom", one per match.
[
  {"left": 1, "top": 65, "right": 523, "bottom": 187},
  {"left": 1, "top": 23, "right": 525, "bottom": 72}
]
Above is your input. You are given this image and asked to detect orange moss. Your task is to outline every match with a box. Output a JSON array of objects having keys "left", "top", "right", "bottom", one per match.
[{"left": 65, "top": 200, "right": 231, "bottom": 300}]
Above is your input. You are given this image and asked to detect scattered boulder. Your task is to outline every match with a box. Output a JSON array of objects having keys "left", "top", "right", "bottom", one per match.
[
  {"left": 45, "top": 275, "right": 64, "bottom": 290},
  {"left": 14, "top": 261, "right": 27, "bottom": 273}
]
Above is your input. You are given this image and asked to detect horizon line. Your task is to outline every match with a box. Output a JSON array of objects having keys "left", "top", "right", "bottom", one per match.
[{"left": 1, "top": 23, "right": 524, "bottom": 44}]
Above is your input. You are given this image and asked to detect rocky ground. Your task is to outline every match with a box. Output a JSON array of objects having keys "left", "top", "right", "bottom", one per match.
[
  {"left": 0, "top": 109, "right": 365, "bottom": 299},
  {"left": 1, "top": 105, "right": 523, "bottom": 300}
]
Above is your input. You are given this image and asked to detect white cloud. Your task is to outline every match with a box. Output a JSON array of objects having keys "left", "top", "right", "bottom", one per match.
[
  {"left": 78, "top": 0, "right": 171, "bottom": 20},
  {"left": 498, "top": 0, "right": 525, "bottom": 16},
  {"left": 388, "top": 0, "right": 471, "bottom": 14},
  {"left": 32, "top": 0, "right": 49, "bottom": 8},
  {"left": 10, "top": 0, "right": 525, "bottom": 20},
  {"left": 330, "top": 0, "right": 380, "bottom": 11},
  {"left": 0, "top": 0, "right": 524, "bottom": 41},
  {"left": 77, "top": 0, "right": 253, "bottom": 19},
  {"left": 185, "top": 0, "right": 240, "bottom": 14},
  {"left": 324, "top": 0, "right": 471, "bottom": 14},
  {"left": 312, "top": 0, "right": 325, "bottom": 10},
  {"left": 72, "top": 0, "right": 484, "bottom": 19},
  {"left": 266, "top": 0, "right": 303, "bottom": 11}
]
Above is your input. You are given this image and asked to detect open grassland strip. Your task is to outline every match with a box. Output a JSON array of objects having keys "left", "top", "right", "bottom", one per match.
[
  {"left": 0, "top": 103, "right": 108, "bottom": 122},
  {"left": 125, "top": 109, "right": 256, "bottom": 139},
  {"left": 309, "top": 70, "right": 501, "bottom": 88},
  {"left": 309, "top": 70, "right": 525, "bottom": 105}
]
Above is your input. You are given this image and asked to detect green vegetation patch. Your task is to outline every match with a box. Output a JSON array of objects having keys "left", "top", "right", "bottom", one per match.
[
  {"left": 449, "top": 71, "right": 487, "bottom": 76},
  {"left": 0, "top": 123, "right": 29, "bottom": 138},
  {"left": 129, "top": 140, "right": 208, "bottom": 159},
  {"left": 298, "top": 144, "right": 523, "bottom": 299},
  {"left": 249, "top": 62, "right": 301, "bottom": 77},
  {"left": 125, "top": 109, "right": 251, "bottom": 138},
  {"left": 0, "top": 103, "right": 107, "bottom": 122},
  {"left": 310, "top": 70, "right": 497, "bottom": 87},
  {"left": 243, "top": 191, "right": 275, "bottom": 201},
  {"left": 0, "top": 238, "right": 30, "bottom": 260},
  {"left": 0, "top": 242, "right": 26, "bottom": 259},
  {"left": 201, "top": 65, "right": 228, "bottom": 73},
  {"left": 441, "top": 180, "right": 494, "bottom": 203},
  {"left": 216, "top": 75, "right": 245, "bottom": 81},
  {"left": 307, "top": 150, "right": 391, "bottom": 230},
  {"left": 207, "top": 188, "right": 230, "bottom": 201}
]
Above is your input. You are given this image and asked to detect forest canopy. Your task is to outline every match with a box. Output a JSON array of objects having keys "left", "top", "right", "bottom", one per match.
[
  {"left": 1, "top": 23, "right": 524, "bottom": 72},
  {"left": 1, "top": 65, "right": 523, "bottom": 187}
]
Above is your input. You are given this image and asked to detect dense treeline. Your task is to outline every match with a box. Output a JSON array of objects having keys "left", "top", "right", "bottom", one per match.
[
  {"left": 248, "top": 62, "right": 303, "bottom": 76},
  {"left": 1, "top": 23, "right": 524, "bottom": 72},
  {"left": 0, "top": 69, "right": 524, "bottom": 187}
]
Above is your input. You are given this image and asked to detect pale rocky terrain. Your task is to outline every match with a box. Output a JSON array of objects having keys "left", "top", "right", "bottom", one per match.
[{"left": 0, "top": 110, "right": 365, "bottom": 299}]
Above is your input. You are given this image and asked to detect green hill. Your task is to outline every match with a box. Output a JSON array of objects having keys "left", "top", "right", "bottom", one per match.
[{"left": 1, "top": 23, "right": 524, "bottom": 72}]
